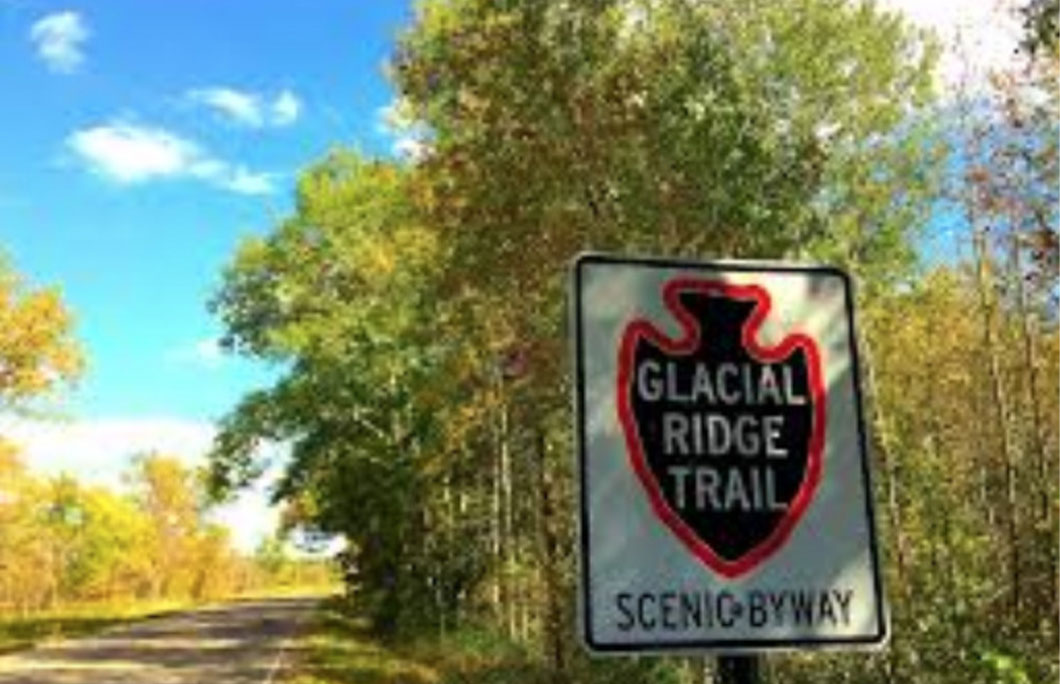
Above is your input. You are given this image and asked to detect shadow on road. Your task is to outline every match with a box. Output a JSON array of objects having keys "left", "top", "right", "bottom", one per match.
[
  {"left": 0, "top": 617, "right": 132, "bottom": 656},
  {"left": 0, "top": 598, "right": 316, "bottom": 684}
]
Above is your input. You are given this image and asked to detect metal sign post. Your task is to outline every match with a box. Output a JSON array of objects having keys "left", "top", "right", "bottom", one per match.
[{"left": 716, "top": 655, "right": 760, "bottom": 684}]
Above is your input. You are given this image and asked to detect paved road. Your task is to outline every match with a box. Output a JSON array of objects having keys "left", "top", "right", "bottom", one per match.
[{"left": 0, "top": 597, "right": 316, "bottom": 684}]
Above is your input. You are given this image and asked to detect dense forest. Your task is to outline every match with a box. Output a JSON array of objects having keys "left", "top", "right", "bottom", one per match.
[{"left": 205, "top": 0, "right": 1058, "bottom": 682}]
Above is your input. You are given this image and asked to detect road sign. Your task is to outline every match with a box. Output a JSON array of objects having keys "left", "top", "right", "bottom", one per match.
[{"left": 571, "top": 253, "right": 886, "bottom": 653}]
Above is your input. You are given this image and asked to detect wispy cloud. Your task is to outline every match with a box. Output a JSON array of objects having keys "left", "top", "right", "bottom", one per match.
[
  {"left": 29, "top": 10, "right": 89, "bottom": 74},
  {"left": 222, "top": 167, "right": 277, "bottom": 195},
  {"left": 66, "top": 121, "right": 276, "bottom": 195},
  {"left": 187, "top": 87, "right": 303, "bottom": 128},
  {"left": 271, "top": 90, "right": 302, "bottom": 126},
  {"left": 188, "top": 88, "right": 263, "bottom": 127},
  {"left": 166, "top": 338, "right": 226, "bottom": 369}
]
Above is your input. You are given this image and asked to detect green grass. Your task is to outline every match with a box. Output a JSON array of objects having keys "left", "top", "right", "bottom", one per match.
[
  {"left": 288, "top": 600, "right": 683, "bottom": 684},
  {"left": 288, "top": 600, "right": 557, "bottom": 684},
  {"left": 288, "top": 603, "right": 444, "bottom": 684}
]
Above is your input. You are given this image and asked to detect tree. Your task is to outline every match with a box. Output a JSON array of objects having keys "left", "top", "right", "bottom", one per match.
[
  {"left": 0, "top": 442, "right": 52, "bottom": 612},
  {"left": 75, "top": 485, "right": 154, "bottom": 601},
  {"left": 128, "top": 453, "right": 208, "bottom": 599},
  {"left": 209, "top": 153, "right": 451, "bottom": 632},
  {"left": 0, "top": 257, "right": 82, "bottom": 411}
]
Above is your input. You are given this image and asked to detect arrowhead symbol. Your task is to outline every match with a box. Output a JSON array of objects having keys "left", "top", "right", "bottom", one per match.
[{"left": 617, "top": 279, "right": 825, "bottom": 578}]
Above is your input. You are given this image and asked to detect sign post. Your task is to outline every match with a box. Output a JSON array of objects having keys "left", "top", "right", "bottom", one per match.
[
  {"left": 717, "top": 655, "right": 760, "bottom": 684},
  {"left": 570, "top": 254, "right": 886, "bottom": 666}
]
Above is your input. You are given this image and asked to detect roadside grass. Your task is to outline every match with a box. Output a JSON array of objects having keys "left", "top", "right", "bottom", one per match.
[
  {"left": 288, "top": 599, "right": 680, "bottom": 684},
  {"left": 288, "top": 603, "right": 444, "bottom": 684},
  {"left": 0, "top": 583, "right": 339, "bottom": 654}
]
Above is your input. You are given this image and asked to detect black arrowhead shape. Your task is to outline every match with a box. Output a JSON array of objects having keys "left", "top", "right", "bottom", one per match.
[{"left": 617, "top": 278, "right": 825, "bottom": 578}]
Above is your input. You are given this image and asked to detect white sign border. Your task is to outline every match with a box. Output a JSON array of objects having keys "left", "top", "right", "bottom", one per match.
[{"left": 570, "top": 252, "right": 888, "bottom": 654}]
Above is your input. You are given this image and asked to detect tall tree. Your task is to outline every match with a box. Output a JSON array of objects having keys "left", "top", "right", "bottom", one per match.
[{"left": 128, "top": 453, "right": 207, "bottom": 599}]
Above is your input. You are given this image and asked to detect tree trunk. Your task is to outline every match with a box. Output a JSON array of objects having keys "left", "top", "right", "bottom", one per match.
[
  {"left": 857, "top": 319, "right": 907, "bottom": 682},
  {"left": 1009, "top": 234, "right": 1055, "bottom": 623},
  {"left": 860, "top": 330, "right": 909, "bottom": 591},
  {"left": 972, "top": 229, "right": 1021, "bottom": 616},
  {"left": 501, "top": 399, "right": 516, "bottom": 640},
  {"left": 490, "top": 405, "right": 502, "bottom": 621},
  {"left": 536, "top": 429, "right": 567, "bottom": 681}
]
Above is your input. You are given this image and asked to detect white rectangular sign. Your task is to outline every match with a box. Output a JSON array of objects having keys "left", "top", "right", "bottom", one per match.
[{"left": 571, "top": 254, "right": 886, "bottom": 653}]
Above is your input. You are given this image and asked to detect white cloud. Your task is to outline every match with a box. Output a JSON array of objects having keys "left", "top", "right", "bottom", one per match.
[
  {"left": 187, "top": 87, "right": 303, "bottom": 128},
  {"left": 1, "top": 416, "right": 215, "bottom": 487},
  {"left": 167, "top": 338, "right": 226, "bottom": 369},
  {"left": 29, "top": 10, "right": 89, "bottom": 74},
  {"left": 66, "top": 121, "right": 276, "bottom": 195},
  {"left": 67, "top": 123, "right": 198, "bottom": 183},
  {"left": 221, "top": 166, "right": 277, "bottom": 195},
  {"left": 879, "top": 0, "right": 1023, "bottom": 94},
  {"left": 0, "top": 415, "right": 285, "bottom": 553},
  {"left": 187, "top": 88, "right": 264, "bottom": 127},
  {"left": 271, "top": 90, "right": 302, "bottom": 127}
]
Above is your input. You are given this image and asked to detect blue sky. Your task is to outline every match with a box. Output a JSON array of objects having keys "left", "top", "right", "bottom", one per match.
[
  {"left": 2, "top": 0, "right": 416, "bottom": 420},
  {"left": 0, "top": 0, "right": 415, "bottom": 550}
]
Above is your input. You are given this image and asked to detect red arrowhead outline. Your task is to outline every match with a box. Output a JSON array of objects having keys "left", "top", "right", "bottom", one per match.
[{"left": 616, "top": 278, "right": 825, "bottom": 579}]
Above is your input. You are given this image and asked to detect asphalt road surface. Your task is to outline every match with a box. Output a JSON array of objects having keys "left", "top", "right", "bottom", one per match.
[{"left": 0, "top": 597, "right": 316, "bottom": 684}]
